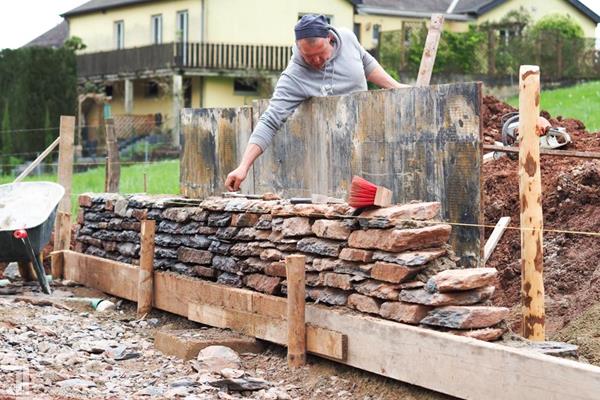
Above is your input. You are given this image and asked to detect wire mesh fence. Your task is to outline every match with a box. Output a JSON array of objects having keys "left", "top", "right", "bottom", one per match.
[{"left": 378, "top": 27, "right": 600, "bottom": 82}]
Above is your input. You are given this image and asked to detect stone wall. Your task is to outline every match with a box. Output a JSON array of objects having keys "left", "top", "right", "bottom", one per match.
[{"left": 75, "top": 193, "right": 507, "bottom": 341}]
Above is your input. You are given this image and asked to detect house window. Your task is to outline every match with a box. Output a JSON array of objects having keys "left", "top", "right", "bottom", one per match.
[
  {"left": 151, "top": 14, "right": 162, "bottom": 44},
  {"left": 176, "top": 10, "right": 189, "bottom": 43},
  {"left": 114, "top": 20, "right": 124, "bottom": 49},
  {"left": 353, "top": 23, "right": 361, "bottom": 41},
  {"left": 105, "top": 85, "right": 113, "bottom": 97},
  {"left": 145, "top": 81, "right": 160, "bottom": 98},
  {"left": 234, "top": 78, "right": 258, "bottom": 95},
  {"left": 372, "top": 24, "right": 381, "bottom": 45},
  {"left": 298, "top": 14, "right": 332, "bottom": 25}
]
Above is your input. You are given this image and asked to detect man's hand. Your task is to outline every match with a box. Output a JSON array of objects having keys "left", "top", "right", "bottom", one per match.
[
  {"left": 225, "top": 166, "right": 248, "bottom": 192},
  {"left": 224, "top": 143, "right": 263, "bottom": 192}
]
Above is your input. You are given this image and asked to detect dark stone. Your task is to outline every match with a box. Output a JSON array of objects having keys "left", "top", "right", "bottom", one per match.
[
  {"left": 216, "top": 227, "right": 240, "bottom": 240},
  {"left": 179, "top": 234, "right": 212, "bottom": 249},
  {"left": 154, "top": 247, "right": 178, "bottom": 259},
  {"left": 306, "top": 287, "right": 349, "bottom": 306},
  {"left": 209, "top": 241, "right": 232, "bottom": 255},
  {"left": 85, "top": 246, "right": 106, "bottom": 258},
  {"left": 217, "top": 272, "right": 243, "bottom": 288},
  {"left": 212, "top": 256, "right": 243, "bottom": 274},
  {"left": 255, "top": 214, "right": 272, "bottom": 230},
  {"left": 117, "top": 242, "right": 139, "bottom": 257},
  {"left": 118, "top": 231, "right": 139, "bottom": 243},
  {"left": 296, "top": 238, "right": 343, "bottom": 257},
  {"left": 208, "top": 213, "right": 232, "bottom": 227},
  {"left": 230, "top": 242, "right": 264, "bottom": 257},
  {"left": 155, "top": 234, "right": 183, "bottom": 248}
]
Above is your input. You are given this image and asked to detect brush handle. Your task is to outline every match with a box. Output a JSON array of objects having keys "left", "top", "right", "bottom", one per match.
[{"left": 374, "top": 186, "right": 392, "bottom": 207}]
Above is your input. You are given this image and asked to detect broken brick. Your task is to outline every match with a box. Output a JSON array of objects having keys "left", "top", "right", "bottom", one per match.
[
  {"left": 426, "top": 268, "right": 497, "bottom": 293},
  {"left": 379, "top": 302, "right": 433, "bottom": 324},
  {"left": 348, "top": 225, "right": 451, "bottom": 252},
  {"left": 400, "top": 286, "right": 495, "bottom": 306}
]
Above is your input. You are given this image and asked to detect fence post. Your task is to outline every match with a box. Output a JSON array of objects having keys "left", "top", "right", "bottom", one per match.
[
  {"left": 57, "top": 116, "right": 75, "bottom": 214},
  {"left": 487, "top": 29, "right": 496, "bottom": 77},
  {"left": 518, "top": 65, "right": 545, "bottom": 341},
  {"left": 104, "top": 118, "right": 120, "bottom": 193},
  {"left": 286, "top": 255, "right": 306, "bottom": 368},
  {"left": 137, "top": 219, "right": 156, "bottom": 317}
]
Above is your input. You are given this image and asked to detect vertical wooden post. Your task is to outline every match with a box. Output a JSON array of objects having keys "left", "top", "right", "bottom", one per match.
[
  {"left": 416, "top": 14, "right": 444, "bottom": 86},
  {"left": 51, "top": 211, "right": 71, "bottom": 279},
  {"left": 286, "top": 254, "right": 306, "bottom": 368},
  {"left": 17, "top": 262, "right": 36, "bottom": 282},
  {"left": 105, "top": 118, "right": 120, "bottom": 193},
  {"left": 57, "top": 116, "right": 75, "bottom": 214},
  {"left": 137, "top": 219, "right": 156, "bottom": 317},
  {"left": 518, "top": 65, "right": 545, "bottom": 341}
]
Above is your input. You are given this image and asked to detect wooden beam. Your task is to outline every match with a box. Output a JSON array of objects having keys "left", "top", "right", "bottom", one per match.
[
  {"left": 57, "top": 116, "right": 75, "bottom": 214},
  {"left": 137, "top": 220, "right": 156, "bottom": 317},
  {"left": 286, "top": 255, "right": 306, "bottom": 367},
  {"left": 483, "top": 144, "right": 600, "bottom": 160},
  {"left": 483, "top": 216, "right": 511, "bottom": 265},
  {"left": 416, "top": 14, "right": 444, "bottom": 86},
  {"left": 105, "top": 118, "right": 120, "bottom": 193},
  {"left": 518, "top": 65, "right": 545, "bottom": 341},
  {"left": 52, "top": 211, "right": 71, "bottom": 279},
  {"left": 59, "top": 251, "right": 600, "bottom": 400}
]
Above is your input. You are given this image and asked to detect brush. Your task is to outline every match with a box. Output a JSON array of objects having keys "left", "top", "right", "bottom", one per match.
[{"left": 348, "top": 176, "right": 392, "bottom": 208}]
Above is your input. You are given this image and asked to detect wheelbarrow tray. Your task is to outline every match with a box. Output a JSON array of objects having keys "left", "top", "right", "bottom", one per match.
[{"left": 0, "top": 182, "right": 65, "bottom": 262}]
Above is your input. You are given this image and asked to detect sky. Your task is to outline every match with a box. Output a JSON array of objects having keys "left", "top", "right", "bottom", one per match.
[{"left": 0, "top": 0, "right": 599, "bottom": 49}]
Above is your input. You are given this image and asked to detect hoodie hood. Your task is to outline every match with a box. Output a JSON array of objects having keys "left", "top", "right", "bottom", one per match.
[{"left": 292, "top": 26, "right": 342, "bottom": 70}]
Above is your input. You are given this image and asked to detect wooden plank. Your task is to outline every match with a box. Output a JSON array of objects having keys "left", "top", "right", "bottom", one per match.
[
  {"left": 105, "top": 118, "right": 120, "bottom": 193},
  {"left": 188, "top": 302, "right": 345, "bottom": 361},
  {"left": 137, "top": 220, "right": 156, "bottom": 317},
  {"left": 52, "top": 211, "right": 71, "bottom": 279},
  {"left": 62, "top": 251, "right": 137, "bottom": 301},
  {"left": 416, "top": 14, "right": 444, "bottom": 86},
  {"left": 60, "top": 251, "right": 600, "bottom": 399},
  {"left": 180, "top": 107, "right": 253, "bottom": 198},
  {"left": 518, "top": 65, "right": 545, "bottom": 341},
  {"left": 483, "top": 144, "right": 600, "bottom": 160},
  {"left": 286, "top": 255, "right": 306, "bottom": 367},
  {"left": 56, "top": 116, "right": 75, "bottom": 214},
  {"left": 483, "top": 216, "right": 511, "bottom": 265}
]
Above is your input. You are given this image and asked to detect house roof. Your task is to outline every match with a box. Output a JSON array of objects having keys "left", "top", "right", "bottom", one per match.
[
  {"left": 23, "top": 20, "right": 69, "bottom": 48},
  {"left": 452, "top": 0, "right": 600, "bottom": 23},
  {"left": 354, "top": 0, "right": 600, "bottom": 24},
  {"left": 62, "top": 0, "right": 154, "bottom": 17}
]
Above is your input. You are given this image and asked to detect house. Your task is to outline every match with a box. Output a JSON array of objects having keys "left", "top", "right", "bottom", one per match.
[
  {"left": 353, "top": 0, "right": 600, "bottom": 51},
  {"left": 23, "top": 20, "right": 69, "bottom": 49},
  {"left": 61, "top": 0, "right": 355, "bottom": 147}
]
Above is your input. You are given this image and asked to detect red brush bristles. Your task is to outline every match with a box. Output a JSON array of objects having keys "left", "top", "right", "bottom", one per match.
[{"left": 348, "top": 176, "right": 378, "bottom": 208}]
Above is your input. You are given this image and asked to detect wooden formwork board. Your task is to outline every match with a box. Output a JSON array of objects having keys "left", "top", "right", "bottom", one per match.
[
  {"left": 61, "top": 250, "right": 600, "bottom": 400},
  {"left": 180, "top": 84, "right": 483, "bottom": 267}
]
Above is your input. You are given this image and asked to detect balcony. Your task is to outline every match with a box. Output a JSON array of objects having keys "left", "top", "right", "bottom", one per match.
[{"left": 76, "top": 42, "right": 293, "bottom": 79}]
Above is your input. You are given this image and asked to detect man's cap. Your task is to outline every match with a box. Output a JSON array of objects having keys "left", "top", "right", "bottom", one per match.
[{"left": 294, "top": 14, "right": 330, "bottom": 41}]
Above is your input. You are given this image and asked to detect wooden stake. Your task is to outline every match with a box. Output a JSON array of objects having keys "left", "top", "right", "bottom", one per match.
[
  {"left": 286, "top": 254, "right": 306, "bottom": 368},
  {"left": 51, "top": 211, "right": 71, "bottom": 279},
  {"left": 57, "top": 116, "right": 75, "bottom": 214},
  {"left": 483, "top": 216, "right": 511, "bottom": 265},
  {"left": 13, "top": 137, "right": 60, "bottom": 183},
  {"left": 105, "top": 118, "right": 120, "bottom": 193},
  {"left": 416, "top": 14, "right": 444, "bottom": 86},
  {"left": 17, "top": 262, "right": 36, "bottom": 282},
  {"left": 137, "top": 219, "right": 156, "bottom": 317},
  {"left": 518, "top": 65, "right": 545, "bottom": 341}
]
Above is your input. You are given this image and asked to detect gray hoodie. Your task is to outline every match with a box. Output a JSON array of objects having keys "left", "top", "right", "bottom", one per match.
[{"left": 248, "top": 27, "right": 379, "bottom": 151}]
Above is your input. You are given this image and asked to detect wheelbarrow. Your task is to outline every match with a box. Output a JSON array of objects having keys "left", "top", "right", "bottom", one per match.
[{"left": 0, "top": 181, "right": 65, "bottom": 294}]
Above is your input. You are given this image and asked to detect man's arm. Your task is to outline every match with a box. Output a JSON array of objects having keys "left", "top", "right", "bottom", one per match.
[
  {"left": 367, "top": 64, "right": 410, "bottom": 89},
  {"left": 225, "top": 143, "right": 262, "bottom": 191},
  {"left": 225, "top": 72, "right": 307, "bottom": 191}
]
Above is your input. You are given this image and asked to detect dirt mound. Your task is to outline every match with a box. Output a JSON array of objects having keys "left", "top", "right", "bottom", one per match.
[{"left": 483, "top": 95, "right": 600, "bottom": 338}]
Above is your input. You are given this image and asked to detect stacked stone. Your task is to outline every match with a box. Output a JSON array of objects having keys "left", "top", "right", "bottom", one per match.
[{"left": 74, "top": 193, "right": 507, "bottom": 341}]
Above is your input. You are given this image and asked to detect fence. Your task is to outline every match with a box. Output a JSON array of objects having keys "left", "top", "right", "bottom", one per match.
[{"left": 378, "top": 28, "right": 600, "bottom": 82}]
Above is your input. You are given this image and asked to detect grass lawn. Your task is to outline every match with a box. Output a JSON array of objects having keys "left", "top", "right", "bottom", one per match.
[
  {"left": 0, "top": 160, "right": 180, "bottom": 217},
  {"left": 507, "top": 81, "right": 600, "bottom": 132}
]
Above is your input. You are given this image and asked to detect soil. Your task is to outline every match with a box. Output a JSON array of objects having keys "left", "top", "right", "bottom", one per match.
[{"left": 482, "top": 95, "right": 600, "bottom": 355}]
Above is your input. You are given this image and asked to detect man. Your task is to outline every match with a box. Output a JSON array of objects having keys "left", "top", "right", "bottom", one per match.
[{"left": 225, "top": 14, "right": 407, "bottom": 191}]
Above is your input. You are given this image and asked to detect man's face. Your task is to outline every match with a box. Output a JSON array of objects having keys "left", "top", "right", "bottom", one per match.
[{"left": 297, "top": 35, "right": 334, "bottom": 70}]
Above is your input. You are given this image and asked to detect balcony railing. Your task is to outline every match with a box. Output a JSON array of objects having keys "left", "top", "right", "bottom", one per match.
[{"left": 77, "top": 42, "right": 293, "bottom": 78}]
